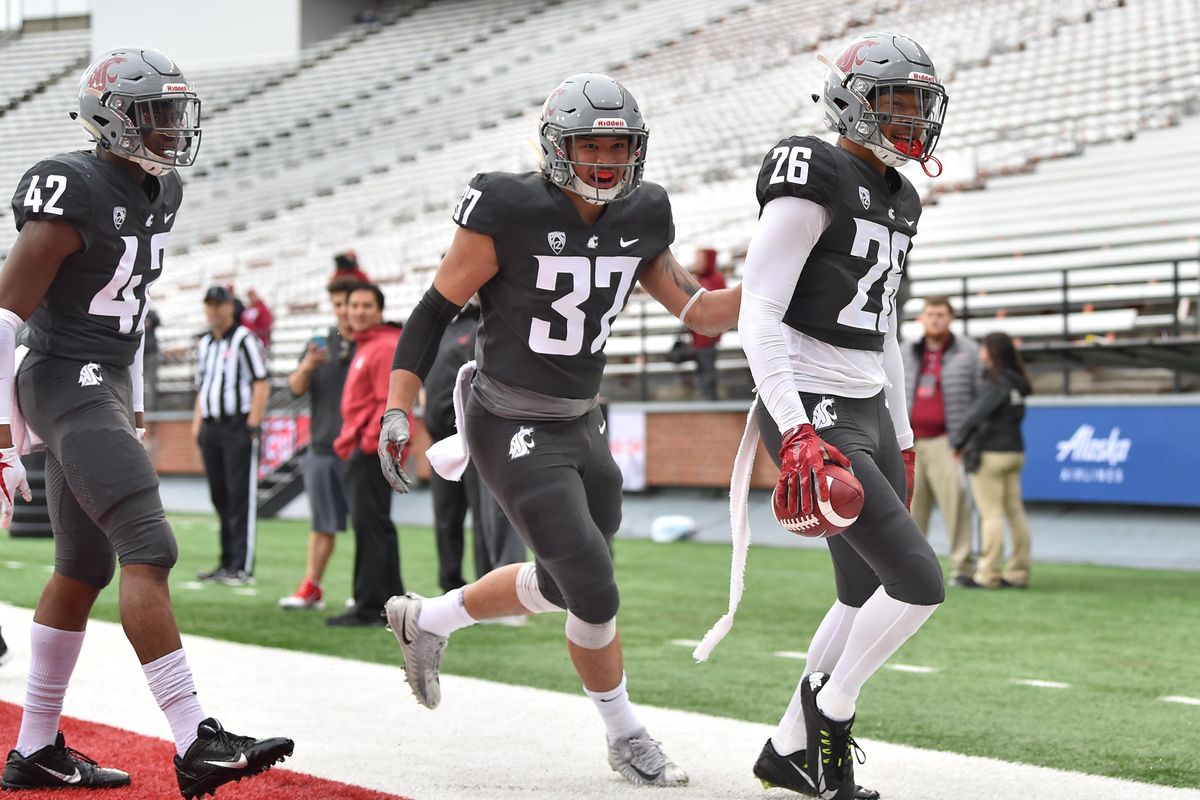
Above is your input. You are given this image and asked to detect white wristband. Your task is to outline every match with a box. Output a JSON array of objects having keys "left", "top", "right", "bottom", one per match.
[{"left": 678, "top": 287, "right": 707, "bottom": 323}]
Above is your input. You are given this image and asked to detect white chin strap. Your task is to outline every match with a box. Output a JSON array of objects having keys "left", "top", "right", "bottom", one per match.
[
  {"left": 867, "top": 142, "right": 909, "bottom": 167},
  {"left": 570, "top": 174, "right": 623, "bottom": 205},
  {"left": 128, "top": 155, "right": 174, "bottom": 176}
]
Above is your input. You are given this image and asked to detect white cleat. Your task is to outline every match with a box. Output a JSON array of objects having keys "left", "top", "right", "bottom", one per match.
[
  {"left": 384, "top": 593, "right": 448, "bottom": 709},
  {"left": 607, "top": 730, "right": 689, "bottom": 787}
]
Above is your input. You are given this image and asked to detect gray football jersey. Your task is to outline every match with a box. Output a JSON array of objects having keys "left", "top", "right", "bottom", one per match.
[
  {"left": 452, "top": 172, "right": 674, "bottom": 399},
  {"left": 12, "top": 150, "right": 184, "bottom": 367},
  {"left": 756, "top": 135, "right": 922, "bottom": 352}
]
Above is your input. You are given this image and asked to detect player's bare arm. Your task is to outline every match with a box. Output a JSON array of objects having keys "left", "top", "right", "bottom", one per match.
[
  {"left": 639, "top": 246, "right": 741, "bottom": 336},
  {"left": 0, "top": 220, "right": 82, "bottom": 448},
  {"left": 384, "top": 224, "right": 498, "bottom": 414}
]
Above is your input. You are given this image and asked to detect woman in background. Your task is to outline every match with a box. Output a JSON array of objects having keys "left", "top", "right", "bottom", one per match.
[{"left": 953, "top": 332, "right": 1033, "bottom": 589}]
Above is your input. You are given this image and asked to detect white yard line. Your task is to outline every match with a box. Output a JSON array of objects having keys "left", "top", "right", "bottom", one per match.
[
  {"left": 669, "top": 639, "right": 701, "bottom": 648},
  {"left": 773, "top": 650, "right": 809, "bottom": 660},
  {"left": 1012, "top": 679, "right": 1072, "bottom": 689},
  {"left": 1, "top": 604, "right": 1197, "bottom": 800},
  {"left": 886, "top": 664, "right": 940, "bottom": 674},
  {"left": 1161, "top": 696, "right": 1200, "bottom": 707}
]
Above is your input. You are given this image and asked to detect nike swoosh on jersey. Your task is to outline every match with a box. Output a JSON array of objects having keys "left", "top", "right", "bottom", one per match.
[
  {"left": 202, "top": 753, "right": 249, "bottom": 770},
  {"left": 903, "top": 217, "right": 916, "bottom": 226},
  {"left": 599, "top": 420, "right": 607, "bottom": 434},
  {"left": 619, "top": 237, "right": 639, "bottom": 247},
  {"left": 36, "top": 764, "right": 82, "bottom": 783},
  {"left": 164, "top": 212, "right": 175, "bottom": 223}
]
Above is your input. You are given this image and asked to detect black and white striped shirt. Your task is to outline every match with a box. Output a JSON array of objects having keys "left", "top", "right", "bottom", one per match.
[{"left": 195, "top": 324, "right": 269, "bottom": 420}]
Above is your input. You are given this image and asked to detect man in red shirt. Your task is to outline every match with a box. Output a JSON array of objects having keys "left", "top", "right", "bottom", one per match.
[
  {"left": 240, "top": 288, "right": 274, "bottom": 350},
  {"left": 901, "top": 297, "right": 982, "bottom": 587},
  {"left": 331, "top": 283, "right": 404, "bottom": 625},
  {"left": 690, "top": 248, "right": 726, "bottom": 400}
]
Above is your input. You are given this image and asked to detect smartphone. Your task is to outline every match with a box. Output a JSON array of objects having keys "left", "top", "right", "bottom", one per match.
[{"left": 310, "top": 334, "right": 328, "bottom": 350}]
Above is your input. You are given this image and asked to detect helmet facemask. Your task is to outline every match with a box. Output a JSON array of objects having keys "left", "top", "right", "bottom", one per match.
[
  {"left": 543, "top": 125, "right": 647, "bottom": 205},
  {"left": 855, "top": 79, "right": 946, "bottom": 167},
  {"left": 108, "top": 92, "right": 201, "bottom": 175}
]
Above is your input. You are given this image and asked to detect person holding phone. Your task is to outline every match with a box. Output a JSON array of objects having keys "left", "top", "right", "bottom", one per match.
[{"left": 280, "top": 278, "right": 359, "bottom": 610}]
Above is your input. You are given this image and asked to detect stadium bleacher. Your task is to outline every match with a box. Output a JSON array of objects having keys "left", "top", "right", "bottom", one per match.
[{"left": 0, "top": 0, "right": 1196, "bottom": 400}]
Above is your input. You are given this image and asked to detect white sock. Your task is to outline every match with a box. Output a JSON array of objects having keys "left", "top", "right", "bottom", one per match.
[
  {"left": 16, "top": 623, "right": 86, "bottom": 756},
  {"left": 143, "top": 649, "right": 207, "bottom": 757},
  {"left": 771, "top": 601, "right": 859, "bottom": 756},
  {"left": 584, "top": 674, "right": 645, "bottom": 744},
  {"left": 816, "top": 587, "right": 939, "bottom": 721},
  {"left": 417, "top": 587, "right": 477, "bottom": 637}
]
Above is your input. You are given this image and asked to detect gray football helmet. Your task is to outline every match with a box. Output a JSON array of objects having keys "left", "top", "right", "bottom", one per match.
[
  {"left": 538, "top": 73, "right": 648, "bottom": 204},
  {"left": 814, "top": 33, "right": 948, "bottom": 170},
  {"left": 71, "top": 48, "right": 201, "bottom": 176}
]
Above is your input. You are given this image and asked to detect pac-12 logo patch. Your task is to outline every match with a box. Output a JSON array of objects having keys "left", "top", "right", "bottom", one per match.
[
  {"left": 858, "top": 186, "right": 871, "bottom": 210},
  {"left": 113, "top": 206, "right": 126, "bottom": 230},
  {"left": 509, "top": 426, "right": 536, "bottom": 460},
  {"left": 547, "top": 231, "right": 566, "bottom": 255}
]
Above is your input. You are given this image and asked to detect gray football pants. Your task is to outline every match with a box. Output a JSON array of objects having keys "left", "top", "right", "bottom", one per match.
[
  {"left": 463, "top": 393, "right": 621, "bottom": 624},
  {"left": 17, "top": 353, "right": 177, "bottom": 589},
  {"left": 756, "top": 392, "right": 944, "bottom": 607}
]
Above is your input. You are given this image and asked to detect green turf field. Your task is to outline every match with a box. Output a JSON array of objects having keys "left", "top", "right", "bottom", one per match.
[{"left": 2, "top": 514, "right": 1198, "bottom": 788}]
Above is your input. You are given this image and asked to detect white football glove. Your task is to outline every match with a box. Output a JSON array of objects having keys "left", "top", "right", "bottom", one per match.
[
  {"left": 377, "top": 408, "right": 412, "bottom": 494},
  {"left": 0, "top": 446, "right": 32, "bottom": 528},
  {"left": 136, "top": 427, "right": 146, "bottom": 444}
]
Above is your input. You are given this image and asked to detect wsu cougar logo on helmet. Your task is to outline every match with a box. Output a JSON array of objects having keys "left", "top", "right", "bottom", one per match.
[
  {"left": 87, "top": 55, "right": 126, "bottom": 92},
  {"left": 835, "top": 38, "right": 878, "bottom": 74},
  {"left": 509, "top": 426, "right": 536, "bottom": 460}
]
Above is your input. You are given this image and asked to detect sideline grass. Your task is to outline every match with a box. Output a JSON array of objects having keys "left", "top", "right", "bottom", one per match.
[{"left": 2, "top": 514, "right": 1198, "bottom": 788}]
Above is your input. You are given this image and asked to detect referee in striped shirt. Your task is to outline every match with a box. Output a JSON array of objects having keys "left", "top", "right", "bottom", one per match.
[{"left": 192, "top": 285, "right": 270, "bottom": 585}]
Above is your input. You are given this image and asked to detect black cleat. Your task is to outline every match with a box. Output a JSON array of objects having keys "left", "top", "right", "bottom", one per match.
[
  {"left": 753, "top": 739, "right": 879, "bottom": 799},
  {"left": 174, "top": 718, "right": 293, "bottom": 799},
  {"left": 0, "top": 628, "right": 9, "bottom": 668},
  {"left": 2, "top": 731, "right": 130, "bottom": 789},
  {"left": 801, "top": 673, "right": 866, "bottom": 800}
]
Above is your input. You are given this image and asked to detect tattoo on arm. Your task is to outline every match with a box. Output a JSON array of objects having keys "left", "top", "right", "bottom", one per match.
[{"left": 657, "top": 250, "right": 702, "bottom": 297}]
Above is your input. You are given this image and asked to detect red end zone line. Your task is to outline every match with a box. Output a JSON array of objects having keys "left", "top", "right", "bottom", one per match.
[{"left": 0, "top": 701, "right": 412, "bottom": 800}]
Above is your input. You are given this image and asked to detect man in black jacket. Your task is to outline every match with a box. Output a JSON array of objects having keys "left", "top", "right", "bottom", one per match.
[{"left": 424, "top": 300, "right": 525, "bottom": 592}]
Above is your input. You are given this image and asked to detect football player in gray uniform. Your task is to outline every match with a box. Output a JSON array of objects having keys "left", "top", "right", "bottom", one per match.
[
  {"left": 705, "top": 33, "right": 949, "bottom": 800},
  {"left": 0, "top": 48, "right": 292, "bottom": 798},
  {"left": 377, "top": 73, "right": 741, "bottom": 787}
]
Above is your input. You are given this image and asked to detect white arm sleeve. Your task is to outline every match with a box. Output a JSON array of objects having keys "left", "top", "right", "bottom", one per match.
[
  {"left": 0, "top": 307, "right": 22, "bottom": 425},
  {"left": 882, "top": 306, "right": 914, "bottom": 449},
  {"left": 130, "top": 332, "right": 145, "bottom": 414},
  {"left": 738, "top": 196, "right": 831, "bottom": 433}
]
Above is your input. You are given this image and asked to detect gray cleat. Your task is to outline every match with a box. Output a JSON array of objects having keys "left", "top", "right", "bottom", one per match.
[
  {"left": 607, "top": 729, "right": 689, "bottom": 787},
  {"left": 385, "top": 593, "right": 448, "bottom": 709}
]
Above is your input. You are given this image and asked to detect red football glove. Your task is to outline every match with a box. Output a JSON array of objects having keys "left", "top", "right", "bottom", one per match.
[
  {"left": 902, "top": 447, "right": 916, "bottom": 511},
  {"left": 777, "top": 423, "right": 851, "bottom": 517}
]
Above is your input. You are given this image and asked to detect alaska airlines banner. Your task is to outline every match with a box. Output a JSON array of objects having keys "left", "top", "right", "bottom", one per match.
[{"left": 1021, "top": 402, "right": 1200, "bottom": 507}]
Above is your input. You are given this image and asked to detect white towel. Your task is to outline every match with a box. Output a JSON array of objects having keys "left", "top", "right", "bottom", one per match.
[
  {"left": 426, "top": 360, "right": 476, "bottom": 481},
  {"left": 693, "top": 394, "right": 760, "bottom": 662},
  {"left": 10, "top": 345, "right": 44, "bottom": 455}
]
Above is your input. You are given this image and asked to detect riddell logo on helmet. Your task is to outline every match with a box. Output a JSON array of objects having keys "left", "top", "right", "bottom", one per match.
[
  {"left": 593, "top": 118, "right": 628, "bottom": 128},
  {"left": 162, "top": 83, "right": 190, "bottom": 93},
  {"left": 909, "top": 71, "right": 937, "bottom": 83},
  {"left": 87, "top": 55, "right": 126, "bottom": 91}
]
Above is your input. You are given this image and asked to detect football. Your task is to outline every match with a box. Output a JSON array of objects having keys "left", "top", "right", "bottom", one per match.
[{"left": 772, "top": 464, "right": 865, "bottom": 538}]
